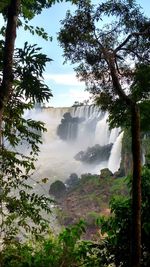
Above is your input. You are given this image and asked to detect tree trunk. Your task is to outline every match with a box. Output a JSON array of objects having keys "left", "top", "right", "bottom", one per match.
[
  {"left": 130, "top": 104, "right": 141, "bottom": 267},
  {"left": 108, "top": 55, "right": 142, "bottom": 267},
  {"left": 0, "top": 0, "right": 20, "bottom": 145}
]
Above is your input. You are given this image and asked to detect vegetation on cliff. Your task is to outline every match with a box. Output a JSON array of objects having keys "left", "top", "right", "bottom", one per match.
[
  {"left": 1, "top": 165, "right": 150, "bottom": 267},
  {"left": 50, "top": 171, "right": 128, "bottom": 239}
]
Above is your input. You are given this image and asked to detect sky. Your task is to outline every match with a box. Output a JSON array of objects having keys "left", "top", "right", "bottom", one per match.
[
  {"left": 17, "top": 1, "right": 89, "bottom": 107},
  {"left": 0, "top": 0, "right": 149, "bottom": 107}
]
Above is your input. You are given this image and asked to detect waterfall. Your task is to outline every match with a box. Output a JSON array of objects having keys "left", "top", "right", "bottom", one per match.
[
  {"left": 94, "top": 113, "right": 110, "bottom": 146},
  {"left": 30, "top": 105, "right": 123, "bottom": 186},
  {"left": 108, "top": 131, "right": 124, "bottom": 173}
]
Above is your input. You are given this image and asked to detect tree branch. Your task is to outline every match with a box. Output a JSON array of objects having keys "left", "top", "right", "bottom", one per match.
[{"left": 114, "top": 27, "right": 150, "bottom": 53}]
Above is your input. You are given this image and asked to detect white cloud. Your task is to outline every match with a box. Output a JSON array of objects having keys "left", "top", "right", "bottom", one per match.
[
  {"left": 49, "top": 88, "right": 92, "bottom": 107},
  {"left": 67, "top": 88, "right": 90, "bottom": 101},
  {"left": 44, "top": 72, "right": 93, "bottom": 107},
  {"left": 44, "top": 73, "right": 85, "bottom": 86}
]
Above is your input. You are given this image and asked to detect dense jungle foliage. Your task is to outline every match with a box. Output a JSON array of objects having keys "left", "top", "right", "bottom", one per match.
[
  {"left": 0, "top": 1, "right": 150, "bottom": 267},
  {"left": 0, "top": 165, "right": 150, "bottom": 267}
]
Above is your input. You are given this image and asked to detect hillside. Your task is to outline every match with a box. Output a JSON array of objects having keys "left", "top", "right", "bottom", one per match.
[{"left": 52, "top": 169, "right": 129, "bottom": 240}]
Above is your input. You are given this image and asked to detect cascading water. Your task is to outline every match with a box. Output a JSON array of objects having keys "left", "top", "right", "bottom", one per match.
[
  {"left": 30, "top": 105, "right": 122, "bottom": 188},
  {"left": 108, "top": 131, "right": 124, "bottom": 173}
]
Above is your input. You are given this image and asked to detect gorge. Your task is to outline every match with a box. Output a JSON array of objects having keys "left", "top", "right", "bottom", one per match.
[{"left": 30, "top": 105, "right": 123, "bottom": 189}]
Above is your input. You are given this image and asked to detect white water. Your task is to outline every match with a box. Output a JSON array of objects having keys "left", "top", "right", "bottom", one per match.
[
  {"left": 108, "top": 131, "right": 124, "bottom": 173},
  {"left": 28, "top": 105, "right": 123, "bottom": 188},
  {"left": 95, "top": 113, "right": 110, "bottom": 146}
]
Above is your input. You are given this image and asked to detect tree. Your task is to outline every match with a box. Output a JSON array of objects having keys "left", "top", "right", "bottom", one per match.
[
  {"left": 58, "top": 1, "right": 150, "bottom": 266},
  {"left": 49, "top": 180, "right": 66, "bottom": 198},
  {"left": 97, "top": 166, "right": 150, "bottom": 267},
  {"left": 0, "top": 0, "right": 77, "bottom": 133},
  {"left": 0, "top": 0, "right": 78, "bottom": 242},
  {"left": 0, "top": 0, "right": 79, "bottom": 132},
  {"left": 0, "top": 41, "right": 54, "bottom": 242},
  {"left": 0, "top": 0, "right": 54, "bottom": 242}
]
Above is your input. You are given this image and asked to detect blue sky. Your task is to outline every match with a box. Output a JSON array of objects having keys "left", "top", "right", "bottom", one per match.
[
  {"left": 0, "top": 0, "right": 149, "bottom": 107},
  {"left": 16, "top": 2, "right": 88, "bottom": 107}
]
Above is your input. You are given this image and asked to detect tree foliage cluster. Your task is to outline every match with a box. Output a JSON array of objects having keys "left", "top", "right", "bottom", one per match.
[
  {"left": 97, "top": 166, "right": 150, "bottom": 267},
  {"left": 1, "top": 165, "right": 150, "bottom": 267},
  {"left": 58, "top": 0, "right": 150, "bottom": 127},
  {"left": 0, "top": 0, "right": 84, "bottom": 244},
  {"left": 0, "top": 0, "right": 150, "bottom": 266},
  {"left": 0, "top": 0, "right": 55, "bottom": 243},
  {"left": 58, "top": 1, "right": 150, "bottom": 265},
  {"left": 0, "top": 220, "right": 104, "bottom": 267}
]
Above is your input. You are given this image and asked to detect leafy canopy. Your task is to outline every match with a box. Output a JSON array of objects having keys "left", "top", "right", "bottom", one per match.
[
  {"left": 97, "top": 166, "right": 150, "bottom": 267},
  {"left": 0, "top": 0, "right": 55, "bottom": 241},
  {"left": 58, "top": 0, "right": 150, "bottom": 127},
  {"left": 0, "top": 40, "right": 54, "bottom": 241}
]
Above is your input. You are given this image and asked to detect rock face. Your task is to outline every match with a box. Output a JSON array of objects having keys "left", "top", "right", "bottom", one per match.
[
  {"left": 74, "top": 143, "right": 113, "bottom": 164},
  {"left": 55, "top": 173, "right": 126, "bottom": 240},
  {"left": 51, "top": 171, "right": 129, "bottom": 240},
  {"left": 57, "top": 112, "right": 84, "bottom": 141}
]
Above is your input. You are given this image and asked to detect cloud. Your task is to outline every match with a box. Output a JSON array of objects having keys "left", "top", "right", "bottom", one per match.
[
  {"left": 49, "top": 88, "right": 92, "bottom": 107},
  {"left": 44, "top": 73, "right": 85, "bottom": 86},
  {"left": 44, "top": 72, "right": 92, "bottom": 107},
  {"left": 67, "top": 88, "right": 90, "bottom": 101}
]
